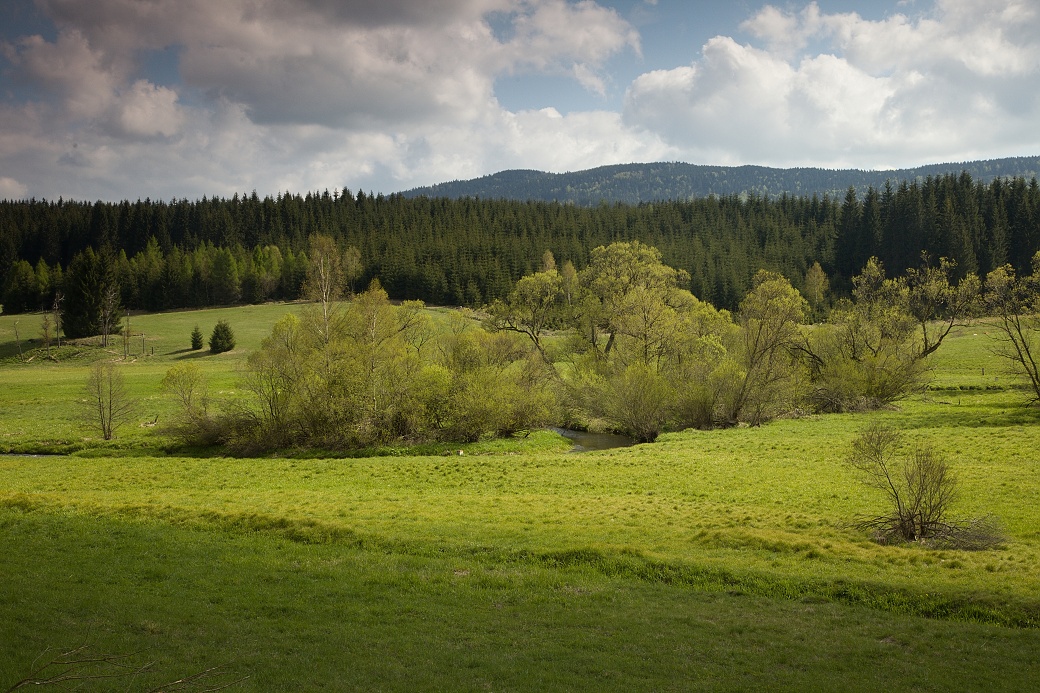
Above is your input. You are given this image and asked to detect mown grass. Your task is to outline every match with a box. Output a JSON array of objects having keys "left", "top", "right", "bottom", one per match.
[{"left": 3, "top": 306, "right": 1040, "bottom": 688}]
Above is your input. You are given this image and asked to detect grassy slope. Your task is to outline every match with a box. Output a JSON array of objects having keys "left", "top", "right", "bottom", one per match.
[{"left": 2, "top": 308, "right": 1040, "bottom": 689}]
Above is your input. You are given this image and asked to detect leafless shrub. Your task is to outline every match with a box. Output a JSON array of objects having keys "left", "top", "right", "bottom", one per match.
[{"left": 846, "top": 423, "right": 1005, "bottom": 550}]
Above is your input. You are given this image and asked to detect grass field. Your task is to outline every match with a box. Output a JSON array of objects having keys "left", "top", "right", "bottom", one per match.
[{"left": 2, "top": 305, "right": 1040, "bottom": 690}]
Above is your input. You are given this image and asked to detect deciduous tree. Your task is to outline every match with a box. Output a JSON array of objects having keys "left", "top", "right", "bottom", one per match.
[
  {"left": 985, "top": 256, "right": 1040, "bottom": 401},
  {"left": 84, "top": 362, "right": 136, "bottom": 440}
]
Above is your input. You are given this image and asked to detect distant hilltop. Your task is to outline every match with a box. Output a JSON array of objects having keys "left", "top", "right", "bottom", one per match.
[{"left": 398, "top": 156, "right": 1040, "bottom": 205}]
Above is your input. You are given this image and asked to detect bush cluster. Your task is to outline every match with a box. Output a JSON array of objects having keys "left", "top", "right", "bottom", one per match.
[{"left": 166, "top": 241, "right": 981, "bottom": 450}]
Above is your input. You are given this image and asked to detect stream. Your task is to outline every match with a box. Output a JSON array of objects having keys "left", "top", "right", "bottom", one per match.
[{"left": 551, "top": 428, "right": 636, "bottom": 452}]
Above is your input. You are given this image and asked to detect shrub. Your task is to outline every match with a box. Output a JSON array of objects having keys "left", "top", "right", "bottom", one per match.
[
  {"left": 845, "top": 423, "right": 1005, "bottom": 550},
  {"left": 209, "top": 320, "right": 236, "bottom": 354},
  {"left": 600, "top": 363, "right": 673, "bottom": 443},
  {"left": 190, "top": 325, "right": 204, "bottom": 350}
]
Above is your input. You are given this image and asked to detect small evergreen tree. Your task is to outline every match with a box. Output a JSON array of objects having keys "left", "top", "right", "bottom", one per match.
[
  {"left": 209, "top": 320, "right": 235, "bottom": 353},
  {"left": 190, "top": 325, "right": 204, "bottom": 350}
]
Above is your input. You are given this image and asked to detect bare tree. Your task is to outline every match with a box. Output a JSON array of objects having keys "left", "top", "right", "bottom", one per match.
[
  {"left": 161, "top": 363, "right": 220, "bottom": 445},
  {"left": 846, "top": 423, "right": 1003, "bottom": 549},
  {"left": 99, "top": 283, "right": 120, "bottom": 348},
  {"left": 52, "top": 292, "right": 63, "bottom": 348},
  {"left": 122, "top": 309, "right": 132, "bottom": 359},
  {"left": 39, "top": 313, "right": 53, "bottom": 359},
  {"left": 84, "top": 362, "right": 137, "bottom": 440}
]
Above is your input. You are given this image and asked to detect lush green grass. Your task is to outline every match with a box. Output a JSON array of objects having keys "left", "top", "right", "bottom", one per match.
[
  {"left": 3, "top": 306, "right": 1040, "bottom": 689},
  {"left": 3, "top": 509, "right": 1039, "bottom": 692}
]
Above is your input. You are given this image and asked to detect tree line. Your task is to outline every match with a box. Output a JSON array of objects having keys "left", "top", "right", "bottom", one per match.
[{"left": 2, "top": 173, "right": 1039, "bottom": 325}]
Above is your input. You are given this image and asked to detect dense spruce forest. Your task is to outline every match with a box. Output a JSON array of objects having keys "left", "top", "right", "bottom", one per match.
[
  {"left": 401, "top": 157, "right": 1040, "bottom": 205},
  {"left": 2, "top": 172, "right": 1039, "bottom": 319}
]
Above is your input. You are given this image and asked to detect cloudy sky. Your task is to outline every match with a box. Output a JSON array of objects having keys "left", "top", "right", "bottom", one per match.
[{"left": 1, "top": 0, "right": 1038, "bottom": 202}]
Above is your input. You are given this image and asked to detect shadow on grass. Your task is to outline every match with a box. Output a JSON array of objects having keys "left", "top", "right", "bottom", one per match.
[
  {"left": 172, "top": 349, "right": 211, "bottom": 360},
  {"left": 897, "top": 399, "right": 1040, "bottom": 430}
]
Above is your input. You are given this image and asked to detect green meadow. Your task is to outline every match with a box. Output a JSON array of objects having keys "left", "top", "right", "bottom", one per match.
[{"left": 2, "top": 305, "right": 1040, "bottom": 690}]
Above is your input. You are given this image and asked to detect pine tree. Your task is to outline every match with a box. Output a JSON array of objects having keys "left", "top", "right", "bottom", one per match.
[{"left": 191, "top": 325, "right": 204, "bottom": 350}]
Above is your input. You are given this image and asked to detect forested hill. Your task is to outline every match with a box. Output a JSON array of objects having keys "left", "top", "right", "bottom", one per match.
[
  {"left": 400, "top": 157, "right": 1040, "bottom": 205},
  {"left": 3, "top": 172, "right": 1039, "bottom": 319}
]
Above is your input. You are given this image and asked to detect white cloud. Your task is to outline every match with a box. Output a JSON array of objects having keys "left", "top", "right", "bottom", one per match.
[
  {"left": 624, "top": 0, "right": 1040, "bottom": 169},
  {"left": 0, "top": 176, "right": 28, "bottom": 199},
  {"left": 3, "top": 25, "right": 187, "bottom": 143},
  {"left": 740, "top": 3, "right": 823, "bottom": 58},
  {"left": 115, "top": 80, "right": 184, "bottom": 138},
  {"left": 414, "top": 107, "right": 674, "bottom": 182},
  {"left": 29, "top": 0, "right": 637, "bottom": 131}
]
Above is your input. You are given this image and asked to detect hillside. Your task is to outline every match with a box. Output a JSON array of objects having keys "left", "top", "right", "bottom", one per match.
[{"left": 399, "top": 156, "right": 1040, "bottom": 204}]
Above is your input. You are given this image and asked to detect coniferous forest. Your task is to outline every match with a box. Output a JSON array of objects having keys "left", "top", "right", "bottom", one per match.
[{"left": 2, "top": 172, "right": 1039, "bottom": 319}]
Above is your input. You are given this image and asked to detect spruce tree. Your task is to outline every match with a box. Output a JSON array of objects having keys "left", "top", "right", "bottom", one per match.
[
  {"left": 209, "top": 320, "right": 235, "bottom": 353},
  {"left": 190, "top": 325, "right": 204, "bottom": 350}
]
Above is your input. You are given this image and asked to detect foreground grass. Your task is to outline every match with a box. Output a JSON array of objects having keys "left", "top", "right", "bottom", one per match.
[
  {"left": 4, "top": 396, "right": 1040, "bottom": 628},
  {"left": 3, "top": 509, "right": 1039, "bottom": 692},
  {"left": 3, "top": 309, "right": 1040, "bottom": 687}
]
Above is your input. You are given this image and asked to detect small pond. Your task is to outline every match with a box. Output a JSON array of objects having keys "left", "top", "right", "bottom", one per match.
[{"left": 551, "top": 428, "right": 636, "bottom": 452}]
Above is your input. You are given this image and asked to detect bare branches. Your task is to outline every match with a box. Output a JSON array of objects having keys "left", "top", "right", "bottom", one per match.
[
  {"left": 6, "top": 645, "right": 247, "bottom": 693},
  {"left": 845, "top": 423, "right": 1004, "bottom": 549},
  {"left": 83, "top": 361, "right": 137, "bottom": 440},
  {"left": 6, "top": 644, "right": 146, "bottom": 691},
  {"left": 146, "top": 664, "right": 249, "bottom": 692}
]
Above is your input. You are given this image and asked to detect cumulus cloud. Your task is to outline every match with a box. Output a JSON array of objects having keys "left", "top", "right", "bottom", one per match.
[
  {"left": 624, "top": 0, "right": 1040, "bottom": 168},
  {"left": 3, "top": 23, "right": 187, "bottom": 143},
  {"left": 2, "top": 0, "right": 1038, "bottom": 202},
  {"left": 115, "top": 80, "right": 184, "bottom": 138},
  {"left": 5, "top": 30, "right": 117, "bottom": 119},
  {"left": 30, "top": 0, "right": 636, "bottom": 130},
  {"left": 0, "top": 0, "right": 651, "bottom": 200}
]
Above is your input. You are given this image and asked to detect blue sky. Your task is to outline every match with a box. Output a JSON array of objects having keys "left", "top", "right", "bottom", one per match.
[{"left": 1, "top": 0, "right": 1037, "bottom": 201}]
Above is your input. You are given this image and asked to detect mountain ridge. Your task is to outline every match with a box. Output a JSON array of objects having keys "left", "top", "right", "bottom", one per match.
[{"left": 398, "top": 157, "right": 1040, "bottom": 205}]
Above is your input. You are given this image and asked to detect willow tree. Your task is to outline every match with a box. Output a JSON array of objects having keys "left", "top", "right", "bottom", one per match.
[
  {"left": 726, "top": 270, "right": 808, "bottom": 426},
  {"left": 985, "top": 255, "right": 1040, "bottom": 401},
  {"left": 807, "top": 256, "right": 980, "bottom": 411}
]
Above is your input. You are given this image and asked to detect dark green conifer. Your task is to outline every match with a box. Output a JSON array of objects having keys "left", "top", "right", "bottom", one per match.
[
  {"left": 209, "top": 320, "right": 235, "bottom": 353},
  {"left": 190, "top": 325, "right": 204, "bottom": 350}
]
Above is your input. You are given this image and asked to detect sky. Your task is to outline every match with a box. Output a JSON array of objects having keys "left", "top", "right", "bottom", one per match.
[{"left": 0, "top": 0, "right": 1038, "bottom": 202}]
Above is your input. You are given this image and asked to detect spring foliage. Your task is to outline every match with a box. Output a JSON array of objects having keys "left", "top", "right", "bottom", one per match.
[{"left": 164, "top": 241, "right": 986, "bottom": 449}]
